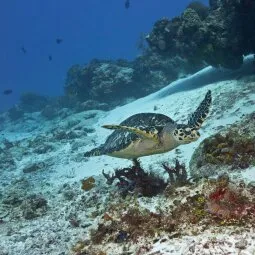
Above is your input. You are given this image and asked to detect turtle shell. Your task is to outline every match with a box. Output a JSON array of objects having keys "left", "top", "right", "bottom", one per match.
[{"left": 101, "top": 113, "right": 175, "bottom": 154}]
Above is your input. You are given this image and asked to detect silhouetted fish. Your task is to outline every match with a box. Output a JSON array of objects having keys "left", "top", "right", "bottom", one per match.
[
  {"left": 3, "top": 89, "right": 13, "bottom": 95},
  {"left": 21, "top": 46, "right": 27, "bottom": 54},
  {"left": 125, "top": 0, "right": 130, "bottom": 9},
  {"left": 56, "top": 38, "right": 63, "bottom": 44},
  {"left": 48, "top": 55, "right": 52, "bottom": 61}
]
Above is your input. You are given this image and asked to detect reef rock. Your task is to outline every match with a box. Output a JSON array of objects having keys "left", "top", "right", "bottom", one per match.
[
  {"left": 64, "top": 54, "right": 198, "bottom": 108},
  {"left": 147, "top": 0, "right": 255, "bottom": 69},
  {"left": 190, "top": 113, "right": 255, "bottom": 178}
]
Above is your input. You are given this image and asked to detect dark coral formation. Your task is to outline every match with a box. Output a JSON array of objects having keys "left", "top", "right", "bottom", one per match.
[
  {"left": 146, "top": 0, "right": 255, "bottom": 69},
  {"left": 22, "top": 162, "right": 46, "bottom": 173},
  {"left": 102, "top": 159, "right": 188, "bottom": 197},
  {"left": 8, "top": 105, "right": 24, "bottom": 121},
  {"left": 20, "top": 92, "right": 49, "bottom": 113},
  {"left": 190, "top": 113, "right": 255, "bottom": 178},
  {"left": 21, "top": 194, "right": 48, "bottom": 219},
  {"left": 65, "top": 60, "right": 135, "bottom": 104}
]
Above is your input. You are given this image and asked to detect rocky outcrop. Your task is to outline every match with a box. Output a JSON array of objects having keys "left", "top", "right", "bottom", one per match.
[
  {"left": 189, "top": 113, "right": 255, "bottom": 178},
  {"left": 147, "top": 0, "right": 255, "bottom": 69},
  {"left": 64, "top": 54, "right": 201, "bottom": 109}
]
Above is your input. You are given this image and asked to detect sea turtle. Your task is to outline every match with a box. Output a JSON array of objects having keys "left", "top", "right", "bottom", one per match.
[{"left": 84, "top": 90, "right": 212, "bottom": 160}]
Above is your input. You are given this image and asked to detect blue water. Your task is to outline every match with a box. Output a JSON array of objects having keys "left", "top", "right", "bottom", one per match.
[{"left": 0, "top": 0, "right": 208, "bottom": 112}]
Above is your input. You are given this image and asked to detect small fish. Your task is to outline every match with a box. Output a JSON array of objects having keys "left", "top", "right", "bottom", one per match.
[
  {"left": 3, "top": 89, "right": 13, "bottom": 95},
  {"left": 21, "top": 46, "right": 27, "bottom": 54},
  {"left": 125, "top": 0, "right": 130, "bottom": 9},
  {"left": 56, "top": 38, "right": 63, "bottom": 44},
  {"left": 48, "top": 55, "right": 52, "bottom": 61}
]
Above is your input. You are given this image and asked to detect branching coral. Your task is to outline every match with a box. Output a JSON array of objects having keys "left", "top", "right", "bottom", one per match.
[
  {"left": 102, "top": 159, "right": 188, "bottom": 197},
  {"left": 162, "top": 159, "right": 188, "bottom": 186}
]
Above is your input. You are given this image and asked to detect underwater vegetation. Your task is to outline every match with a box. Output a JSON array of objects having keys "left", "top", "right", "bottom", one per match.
[
  {"left": 102, "top": 159, "right": 189, "bottom": 197},
  {"left": 190, "top": 112, "right": 255, "bottom": 178},
  {"left": 71, "top": 173, "right": 255, "bottom": 254}
]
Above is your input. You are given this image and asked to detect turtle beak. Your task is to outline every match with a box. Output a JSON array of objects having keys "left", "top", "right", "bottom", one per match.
[{"left": 184, "top": 130, "right": 200, "bottom": 143}]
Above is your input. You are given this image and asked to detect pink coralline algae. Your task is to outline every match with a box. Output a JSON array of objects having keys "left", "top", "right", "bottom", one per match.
[{"left": 205, "top": 182, "right": 255, "bottom": 221}]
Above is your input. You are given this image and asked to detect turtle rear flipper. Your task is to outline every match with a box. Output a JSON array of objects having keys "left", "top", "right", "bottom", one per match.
[
  {"left": 84, "top": 147, "right": 104, "bottom": 157},
  {"left": 102, "top": 124, "right": 160, "bottom": 143},
  {"left": 188, "top": 90, "right": 212, "bottom": 130}
]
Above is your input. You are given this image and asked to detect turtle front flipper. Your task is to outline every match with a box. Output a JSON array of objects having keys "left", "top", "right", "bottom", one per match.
[
  {"left": 102, "top": 124, "right": 160, "bottom": 143},
  {"left": 188, "top": 90, "right": 212, "bottom": 129}
]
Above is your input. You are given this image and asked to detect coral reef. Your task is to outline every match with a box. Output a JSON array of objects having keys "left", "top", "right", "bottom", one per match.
[
  {"left": 64, "top": 60, "right": 136, "bottom": 107},
  {"left": 0, "top": 178, "right": 48, "bottom": 220},
  {"left": 204, "top": 178, "right": 255, "bottom": 221},
  {"left": 0, "top": 151, "right": 16, "bottom": 171},
  {"left": 187, "top": 1, "right": 209, "bottom": 20},
  {"left": 64, "top": 54, "right": 200, "bottom": 109},
  {"left": 72, "top": 174, "right": 254, "bottom": 254},
  {"left": 146, "top": 0, "right": 255, "bottom": 69},
  {"left": 190, "top": 113, "right": 255, "bottom": 178}
]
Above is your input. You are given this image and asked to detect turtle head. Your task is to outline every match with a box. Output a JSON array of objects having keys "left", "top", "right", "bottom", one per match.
[{"left": 173, "top": 124, "right": 200, "bottom": 144}]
